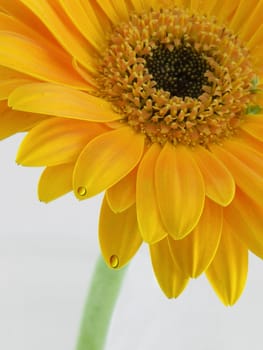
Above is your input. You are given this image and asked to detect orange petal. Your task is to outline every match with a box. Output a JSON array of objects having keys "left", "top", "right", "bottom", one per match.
[
  {"left": 9, "top": 83, "right": 121, "bottom": 122},
  {"left": 130, "top": 0, "right": 147, "bottom": 12},
  {"left": 224, "top": 188, "right": 263, "bottom": 259},
  {"left": 38, "top": 163, "right": 74, "bottom": 202},
  {"left": 241, "top": 115, "right": 263, "bottom": 141},
  {"left": 155, "top": 143, "right": 205, "bottom": 239},
  {"left": 0, "top": 32, "right": 88, "bottom": 89},
  {"left": 211, "top": 140, "right": 263, "bottom": 206},
  {"left": 106, "top": 168, "right": 137, "bottom": 213},
  {"left": 235, "top": 0, "right": 263, "bottom": 41},
  {"left": 206, "top": 220, "right": 248, "bottom": 306},
  {"left": 248, "top": 24, "right": 263, "bottom": 57},
  {"left": 150, "top": 237, "right": 189, "bottom": 298},
  {"left": 193, "top": 146, "right": 235, "bottom": 206},
  {"left": 238, "top": 129, "right": 263, "bottom": 155},
  {"left": 209, "top": 0, "right": 239, "bottom": 23},
  {"left": 0, "top": 0, "right": 57, "bottom": 41},
  {"left": 228, "top": 0, "right": 259, "bottom": 37},
  {"left": 20, "top": 0, "right": 96, "bottom": 72},
  {"left": 59, "top": 0, "right": 105, "bottom": 51},
  {"left": 99, "top": 197, "right": 142, "bottom": 269},
  {"left": 73, "top": 127, "right": 144, "bottom": 199},
  {"left": 136, "top": 143, "right": 167, "bottom": 243},
  {"left": 0, "top": 10, "right": 54, "bottom": 46},
  {"left": 16, "top": 118, "right": 107, "bottom": 166},
  {"left": 0, "top": 103, "right": 47, "bottom": 140},
  {"left": 169, "top": 198, "right": 222, "bottom": 278},
  {"left": 0, "top": 79, "right": 33, "bottom": 101},
  {"left": 96, "top": 0, "right": 129, "bottom": 24}
]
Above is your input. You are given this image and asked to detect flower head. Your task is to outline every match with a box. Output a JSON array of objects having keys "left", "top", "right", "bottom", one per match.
[{"left": 1, "top": 0, "right": 263, "bottom": 305}]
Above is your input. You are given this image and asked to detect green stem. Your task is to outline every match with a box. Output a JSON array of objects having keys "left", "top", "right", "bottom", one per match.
[{"left": 76, "top": 255, "right": 127, "bottom": 350}]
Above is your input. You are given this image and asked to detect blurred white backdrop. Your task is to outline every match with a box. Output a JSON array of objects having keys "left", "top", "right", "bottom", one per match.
[{"left": 1, "top": 134, "right": 263, "bottom": 350}]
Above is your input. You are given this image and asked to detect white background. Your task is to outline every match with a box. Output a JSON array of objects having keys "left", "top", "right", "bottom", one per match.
[{"left": 1, "top": 134, "right": 263, "bottom": 350}]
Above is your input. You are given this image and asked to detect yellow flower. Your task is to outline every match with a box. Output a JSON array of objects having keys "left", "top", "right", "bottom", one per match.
[{"left": 0, "top": 0, "right": 263, "bottom": 305}]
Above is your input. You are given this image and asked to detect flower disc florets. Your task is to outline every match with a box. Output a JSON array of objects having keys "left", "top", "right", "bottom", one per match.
[{"left": 98, "top": 7, "right": 254, "bottom": 147}]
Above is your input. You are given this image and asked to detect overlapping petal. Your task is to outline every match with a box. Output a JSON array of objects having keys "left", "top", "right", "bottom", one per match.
[
  {"left": 73, "top": 127, "right": 144, "bottom": 199},
  {"left": 136, "top": 143, "right": 167, "bottom": 243},
  {"left": 169, "top": 198, "right": 222, "bottom": 278},
  {"left": 224, "top": 188, "right": 263, "bottom": 259},
  {"left": 228, "top": 0, "right": 259, "bottom": 37},
  {"left": 234, "top": 0, "right": 263, "bottom": 41},
  {"left": 9, "top": 83, "right": 120, "bottom": 122},
  {"left": 193, "top": 146, "right": 235, "bottom": 206},
  {"left": 241, "top": 115, "right": 263, "bottom": 141},
  {"left": 20, "top": 0, "right": 97, "bottom": 72},
  {"left": 59, "top": 0, "right": 106, "bottom": 51},
  {"left": 211, "top": 140, "right": 263, "bottom": 206},
  {"left": 0, "top": 102, "right": 47, "bottom": 140},
  {"left": 238, "top": 130, "right": 263, "bottom": 155},
  {"left": 150, "top": 237, "right": 189, "bottom": 298},
  {"left": 38, "top": 163, "right": 74, "bottom": 202},
  {"left": 0, "top": 32, "right": 88, "bottom": 89},
  {"left": 155, "top": 143, "right": 205, "bottom": 239},
  {"left": 0, "top": 0, "right": 56, "bottom": 40},
  {"left": 16, "top": 118, "right": 108, "bottom": 166},
  {"left": 96, "top": 0, "right": 130, "bottom": 23},
  {"left": 99, "top": 197, "right": 142, "bottom": 269},
  {"left": 106, "top": 168, "right": 137, "bottom": 213},
  {"left": 206, "top": 220, "right": 248, "bottom": 306}
]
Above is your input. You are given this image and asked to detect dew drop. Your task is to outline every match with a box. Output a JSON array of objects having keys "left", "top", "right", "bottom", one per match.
[
  {"left": 77, "top": 186, "right": 87, "bottom": 197},
  {"left": 110, "top": 255, "right": 119, "bottom": 268}
]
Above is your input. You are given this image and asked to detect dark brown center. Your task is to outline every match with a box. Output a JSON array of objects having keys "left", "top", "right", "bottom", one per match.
[{"left": 144, "top": 44, "right": 211, "bottom": 98}]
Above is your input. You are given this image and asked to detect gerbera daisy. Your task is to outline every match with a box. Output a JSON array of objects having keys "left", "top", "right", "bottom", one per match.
[{"left": 0, "top": 0, "right": 263, "bottom": 306}]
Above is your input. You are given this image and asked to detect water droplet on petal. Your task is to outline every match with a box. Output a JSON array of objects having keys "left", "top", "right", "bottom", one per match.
[
  {"left": 110, "top": 255, "right": 119, "bottom": 268},
  {"left": 77, "top": 186, "right": 87, "bottom": 197}
]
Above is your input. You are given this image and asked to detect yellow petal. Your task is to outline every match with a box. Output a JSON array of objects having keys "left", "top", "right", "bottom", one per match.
[
  {"left": 73, "top": 127, "right": 144, "bottom": 199},
  {"left": 238, "top": 129, "right": 263, "bottom": 155},
  {"left": 96, "top": 0, "right": 129, "bottom": 24},
  {"left": 224, "top": 188, "right": 263, "bottom": 259},
  {"left": 38, "top": 163, "right": 74, "bottom": 202},
  {"left": 9, "top": 83, "right": 120, "bottom": 122},
  {"left": 106, "top": 168, "right": 137, "bottom": 213},
  {"left": 193, "top": 146, "right": 235, "bottom": 206},
  {"left": 0, "top": 79, "right": 33, "bottom": 101},
  {"left": 209, "top": 0, "right": 239, "bottom": 23},
  {"left": 80, "top": 0, "right": 112, "bottom": 34},
  {"left": 111, "top": 0, "right": 130, "bottom": 21},
  {"left": 16, "top": 118, "right": 107, "bottom": 166},
  {"left": 0, "top": 10, "right": 52, "bottom": 45},
  {"left": 150, "top": 238, "right": 189, "bottom": 298},
  {"left": 169, "top": 198, "right": 222, "bottom": 278},
  {"left": 59, "top": 0, "right": 105, "bottom": 51},
  {"left": 211, "top": 140, "right": 263, "bottom": 206},
  {"left": 136, "top": 144, "right": 167, "bottom": 243},
  {"left": 99, "top": 197, "right": 142, "bottom": 269},
  {"left": 235, "top": 0, "right": 263, "bottom": 41},
  {"left": 155, "top": 143, "right": 205, "bottom": 239},
  {"left": 0, "top": 32, "right": 88, "bottom": 89},
  {"left": 20, "top": 0, "right": 96, "bottom": 72},
  {"left": 130, "top": 0, "right": 147, "bottom": 12},
  {"left": 0, "top": 0, "right": 55, "bottom": 38},
  {"left": 189, "top": 0, "right": 217, "bottom": 13},
  {"left": 229, "top": 0, "right": 259, "bottom": 37},
  {"left": 247, "top": 24, "right": 263, "bottom": 55},
  {"left": 206, "top": 220, "right": 248, "bottom": 306},
  {"left": 0, "top": 102, "right": 46, "bottom": 140},
  {"left": 241, "top": 115, "right": 263, "bottom": 141}
]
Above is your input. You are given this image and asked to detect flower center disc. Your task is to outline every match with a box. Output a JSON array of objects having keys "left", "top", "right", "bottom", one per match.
[
  {"left": 145, "top": 44, "right": 211, "bottom": 99},
  {"left": 98, "top": 8, "right": 254, "bottom": 147}
]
